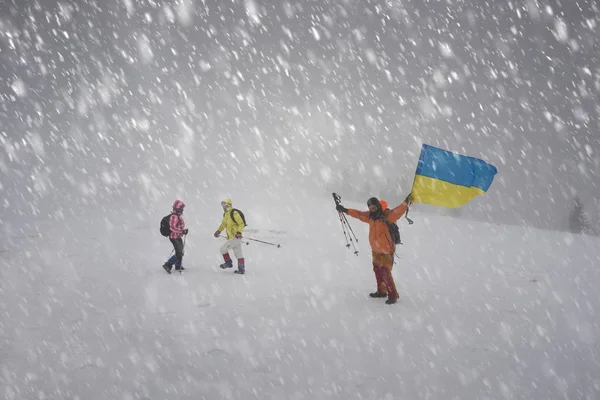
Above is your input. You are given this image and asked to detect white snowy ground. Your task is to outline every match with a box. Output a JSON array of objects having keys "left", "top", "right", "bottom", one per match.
[{"left": 1, "top": 196, "right": 600, "bottom": 400}]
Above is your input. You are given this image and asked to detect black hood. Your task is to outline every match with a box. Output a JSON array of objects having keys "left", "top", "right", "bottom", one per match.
[
  {"left": 367, "top": 197, "right": 381, "bottom": 209},
  {"left": 367, "top": 197, "right": 383, "bottom": 219}
]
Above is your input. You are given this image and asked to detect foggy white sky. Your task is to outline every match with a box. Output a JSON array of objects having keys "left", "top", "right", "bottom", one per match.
[{"left": 1, "top": 0, "right": 599, "bottom": 232}]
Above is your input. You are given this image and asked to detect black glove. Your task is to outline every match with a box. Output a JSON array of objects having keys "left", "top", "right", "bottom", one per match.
[
  {"left": 404, "top": 193, "right": 413, "bottom": 204},
  {"left": 182, "top": 229, "right": 189, "bottom": 235},
  {"left": 336, "top": 204, "right": 348, "bottom": 213}
]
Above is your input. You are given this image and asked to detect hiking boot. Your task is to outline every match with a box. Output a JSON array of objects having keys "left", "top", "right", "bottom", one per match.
[
  {"left": 162, "top": 263, "right": 172, "bottom": 274},
  {"left": 369, "top": 292, "right": 387, "bottom": 298},
  {"left": 234, "top": 270, "right": 245, "bottom": 275},
  {"left": 219, "top": 261, "right": 233, "bottom": 269},
  {"left": 385, "top": 297, "right": 398, "bottom": 305},
  {"left": 174, "top": 265, "right": 185, "bottom": 271}
]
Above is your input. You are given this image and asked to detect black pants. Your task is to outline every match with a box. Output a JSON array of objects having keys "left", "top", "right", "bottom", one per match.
[{"left": 169, "top": 238, "right": 184, "bottom": 266}]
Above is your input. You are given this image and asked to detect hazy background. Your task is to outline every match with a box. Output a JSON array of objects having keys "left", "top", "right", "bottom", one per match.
[{"left": 1, "top": 0, "right": 599, "bottom": 234}]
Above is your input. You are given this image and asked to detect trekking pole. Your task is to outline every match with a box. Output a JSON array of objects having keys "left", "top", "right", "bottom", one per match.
[
  {"left": 182, "top": 233, "right": 187, "bottom": 260},
  {"left": 332, "top": 193, "right": 350, "bottom": 248},
  {"left": 332, "top": 193, "right": 359, "bottom": 256},
  {"left": 219, "top": 235, "right": 250, "bottom": 245},
  {"left": 340, "top": 213, "right": 359, "bottom": 255},
  {"left": 403, "top": 192, "right": 414, "bottom": 225},
  {"left": 340, "top": 212, "right": 359, "bottom": 244},
  {"left": 337, "top": 211, "right": 351, "bottom": 248},
  {"left": 246, "top": 237, "right": 281, "bottom": 248},
  {"left": 333, "top": 193, "right": 359, "bottom": 244},
  {"left": 405, "top": 204, "right": 414, "bottom": 225}
]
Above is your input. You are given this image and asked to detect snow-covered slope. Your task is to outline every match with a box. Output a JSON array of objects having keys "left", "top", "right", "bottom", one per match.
[{"left": 1, "top": 197, "right": 599, "bottom": 400}]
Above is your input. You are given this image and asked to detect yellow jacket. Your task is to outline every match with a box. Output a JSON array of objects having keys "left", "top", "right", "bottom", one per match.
[{"left": 218, "top": 205, "right": 246, "bottom": 239}]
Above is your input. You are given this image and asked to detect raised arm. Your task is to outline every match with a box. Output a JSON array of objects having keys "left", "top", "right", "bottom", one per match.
[
  {"left": 347, "top": 208, "right": 370, "bottom": 223},
  {"left": 336, "top": 203, "right": 370, "bottom": 223},
  {"left": 386, "top": 201, "right": 409, "bottom": 224}
]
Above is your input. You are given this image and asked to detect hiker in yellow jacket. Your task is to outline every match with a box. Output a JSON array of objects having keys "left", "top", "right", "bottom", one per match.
[{"left": 214, "top": 198, "right": 247, "bottom": 274}]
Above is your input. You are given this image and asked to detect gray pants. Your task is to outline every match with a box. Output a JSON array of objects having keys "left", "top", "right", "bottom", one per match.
[
  {"left": 168, "top": 238, "right": 184, "bottom": 267},
  {"left": 220, "top": 238, "right": 243, "bottom": 258}
]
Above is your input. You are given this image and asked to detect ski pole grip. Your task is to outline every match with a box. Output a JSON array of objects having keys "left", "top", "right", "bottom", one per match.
[
  {"left": 405, "top": 209, "right": 414, "bottom": 225},
  {"left": 332, "top": 193, "right": 341, "bottom": 206}
]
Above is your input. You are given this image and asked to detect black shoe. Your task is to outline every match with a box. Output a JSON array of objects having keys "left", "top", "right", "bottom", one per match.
[
  {"left": 219, "top": 262, "right": 233, "bottom": 269},
  {"left": 385, "top": 298, "right": 398, "bottom": 305},
  {"left": 174, "top": 266, "right": 185, "bottom": 272},
  {"left": 369, "top": 292, "right": 387, "bottom": 298},
  {"left": 234, "top": 270, "right": 245, "bottom": 275},
  {"left": 162, "top": 263, "right": 172, "bottom": 274}
]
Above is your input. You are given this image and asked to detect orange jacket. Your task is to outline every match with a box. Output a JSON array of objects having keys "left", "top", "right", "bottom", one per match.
[{"left": 347, "top": 201, "right": 409, "bottom": 254}]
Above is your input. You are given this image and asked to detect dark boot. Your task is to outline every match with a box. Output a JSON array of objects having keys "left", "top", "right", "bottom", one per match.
[
  {"left": 369, "top": 292, "right": 387, "bottom": 298},
  {"left": 234, "top": 261, "right": 245, "bottom": 275},
  {"left": 162, "top": 263, "right": 172, "bottom": 274},
  {"left": 219, "top": 261, "right": 233, "bottom": 269},
  {"left": 385, "top": 297, "right": 398, "bottom": 305}
]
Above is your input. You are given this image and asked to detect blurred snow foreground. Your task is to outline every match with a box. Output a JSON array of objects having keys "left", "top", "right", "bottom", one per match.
[{"left": 1, "top": 195, "right": 600, "bottom": 400}]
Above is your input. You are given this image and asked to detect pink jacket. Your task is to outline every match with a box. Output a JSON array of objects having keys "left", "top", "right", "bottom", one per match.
[{"left": 169, "top": 214, "right": 185, "bottom": 239}]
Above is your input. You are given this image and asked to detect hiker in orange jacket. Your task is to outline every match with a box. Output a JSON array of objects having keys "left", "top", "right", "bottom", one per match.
[{"left": 336, "top": 195, "right": 411, "bottom": 304}]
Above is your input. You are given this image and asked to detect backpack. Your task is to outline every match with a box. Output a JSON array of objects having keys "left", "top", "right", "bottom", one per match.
[
  {"left": 381, "top": 210, "right": 402, "bottom": 246},
  {"left": 160, "top": 214, "right": 172, "bottom": 237},
  {"left": 230, "top": 208, "right": 247, "bottom": 227},
  {"left": 387, "top": 220, "right": 402, "bottom": 245}
]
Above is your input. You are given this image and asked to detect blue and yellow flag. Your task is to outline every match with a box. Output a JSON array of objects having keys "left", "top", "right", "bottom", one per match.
[{"left": 411, "top": 144, "right": 498, "bottom": 208}]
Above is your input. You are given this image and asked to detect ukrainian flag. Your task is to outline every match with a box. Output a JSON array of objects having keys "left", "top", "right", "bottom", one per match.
[{"left": 411, "top": 144, "right": 498, "bottom": 208}]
